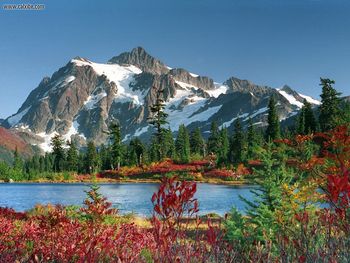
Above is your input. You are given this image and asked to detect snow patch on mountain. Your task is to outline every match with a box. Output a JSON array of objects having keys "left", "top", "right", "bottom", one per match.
[
  {"left": 72, "top": 58, "right": 144, "bottom": 105},
  {"left": 37, "top": 132, "right": 57, "bottom": 152},
  {"left": 63, "top": 120, "right": 86, "bottom": 142},
  {"left": 44, "top": 76, "right": 76, "bottom": 96},
  {"left": 219, "top": 113, "right": 249, "bottom": 129},
  {"left": 249, "top": 107, "right": 268, "bottom": 119},
  {"left": 134, "top": 126, "right": 149, "bottom": 137},
  {"left": 84, "top": 91, "right": 107, "bottom": 110},
  {"left": 299, "top": 93, "right": 321, "bottom": 105},
  {"left": 277, "top": 90, "right": 304, "bottom": 108},
  {"left": 7, "top": 106, "right": 31, "bottom": 126},
  {"left": 206, "top": 84, "right": 228, "bottom": 98},
  {"left": 175, "top": 80, "right": 198, "bottom": 90}
]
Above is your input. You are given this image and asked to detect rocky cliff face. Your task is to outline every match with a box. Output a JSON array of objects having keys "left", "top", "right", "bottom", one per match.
[{"left": 3, "top": 47, "right": 321, "bottom": 152}]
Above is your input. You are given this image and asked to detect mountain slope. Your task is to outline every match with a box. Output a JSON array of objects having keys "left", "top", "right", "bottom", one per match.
[{"left": 3, "top": 47, "right": 321, "bottom": 152}]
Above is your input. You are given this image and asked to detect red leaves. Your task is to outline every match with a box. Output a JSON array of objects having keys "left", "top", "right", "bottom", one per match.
[
  {"left": 327, "top": 173, "right": 350, "bottom": 204},
  {"left": 152, "top": 176, "right": 198, "bottom": 218}
]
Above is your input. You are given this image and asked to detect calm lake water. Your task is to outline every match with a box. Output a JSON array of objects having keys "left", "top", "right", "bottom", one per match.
[{"left": 0, "top": 183, "right": 255, "bottom": 216}]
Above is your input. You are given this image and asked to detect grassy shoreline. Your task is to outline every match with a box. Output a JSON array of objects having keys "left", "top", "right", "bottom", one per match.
[{"left": 0, "top": 177, "right": 248, "bottom": 186}]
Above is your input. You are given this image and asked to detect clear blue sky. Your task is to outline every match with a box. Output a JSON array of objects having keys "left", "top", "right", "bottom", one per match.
[{"left": 1, "top": 0, "right": 350, "bottom": 118}]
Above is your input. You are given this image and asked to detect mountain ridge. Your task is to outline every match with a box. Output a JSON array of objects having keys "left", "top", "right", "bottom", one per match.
[{"left": 2, "top": 47, "right": 321, "bottom": 152}]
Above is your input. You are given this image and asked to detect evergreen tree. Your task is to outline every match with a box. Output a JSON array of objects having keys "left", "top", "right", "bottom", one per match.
[
  {"left": 128, "top": 138, "right": 145, "bottom": 166},
  {"left": 229, "top": 118, "right": 245, "bottom": 164},
  {"left": 339, "top": 100, "right": 350, "bottom": 128},
  {"left": 148, "top": 88, "right": 169, "bottom": 161},
  {"left": 85, "top": 141, "right": 100, "bottom": 174},
  {"left": 296, "top": 106, "right": 306, "bottom": 135},
  {"left": 108, "top": 122, "right": 122, "bottom": 170},
  {"left": 207, "top": 121, "right": 220, "bottom": 155},
  {"left": 246, "top": 118, "right": 258, "bottom": 160},
  {"left": 319, "top": 78, "right": 341, "bottom": 131},
  {"left": 99, "top": 144, "right": 112, "bottom": 170},
  {"left": 39, "top": 156, "right": 45, "bottom": 172},
  {"left": 163, "top": 127, "right": 176, "bottom": 159},
  {"left": 296, "top": 99, "right": 317, "bottom": 135},
  {"left": 190, "top": 127, "right": 206, "bottom": 157},
  {"left": 50, "top": 134, "right": 65, "bottom": 172},
  {"left": 175, "top": 124, "right": 191, "bottom": 163},
  {"left": 304, "top": 100, "right": 317, "bottom": 133},
  {"left": 66, "top": 140, "right": 79, "bottom": 172},
  {"left": 240, "top": 143, "right": 293, "bottom": 242},
  {"left": 265, "top": 96, "right": 280, "bottom": 141},
  {"left": 217, "top": 127, "right": 229, "bottom": 166}
]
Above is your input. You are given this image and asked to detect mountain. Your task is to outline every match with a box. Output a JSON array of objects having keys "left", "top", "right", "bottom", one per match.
[{"left": 3, "top": 47, "right": 321, "bottom": 152}]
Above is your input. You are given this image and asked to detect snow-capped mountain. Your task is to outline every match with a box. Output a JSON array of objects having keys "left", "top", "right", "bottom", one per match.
[{"left": 3, "top": 47, "right": 321, "bottom": 152}]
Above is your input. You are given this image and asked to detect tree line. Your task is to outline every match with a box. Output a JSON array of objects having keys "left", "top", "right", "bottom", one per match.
[{"left": 0, "top": 78, "right": 348, "bottom": 180}]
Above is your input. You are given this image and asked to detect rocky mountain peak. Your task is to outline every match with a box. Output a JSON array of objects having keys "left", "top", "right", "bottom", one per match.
[
  {"left": 108, "top": 47, "right": 169, "bottom": 75},
  {"left": 224, "top": 77, "right": 271, "bottom": 96}
]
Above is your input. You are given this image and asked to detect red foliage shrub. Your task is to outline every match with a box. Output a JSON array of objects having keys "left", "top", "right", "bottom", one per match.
[{"left": 204, "top": 168, "right": 238, "bottom": 180}]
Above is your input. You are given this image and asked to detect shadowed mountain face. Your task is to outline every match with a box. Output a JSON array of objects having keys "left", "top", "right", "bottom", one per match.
[{"left": 3, "top": 47, "right": 321, "bottom": 152}]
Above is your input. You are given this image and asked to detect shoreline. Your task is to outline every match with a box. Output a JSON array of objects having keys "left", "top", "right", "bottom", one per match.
[{"left": 0, "top": 178, "right": 249, "bottom": 186}]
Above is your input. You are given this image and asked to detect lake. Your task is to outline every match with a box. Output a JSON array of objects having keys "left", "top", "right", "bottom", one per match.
[{"left": 0, "top": 183, "right": 256, "bottom": 216}]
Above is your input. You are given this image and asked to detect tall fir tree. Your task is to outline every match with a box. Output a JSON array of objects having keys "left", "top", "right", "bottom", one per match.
[
  {"left": 229, "top": 118, "right": 245, "bottom": 164},
  {"left": 246, "top": 118, "right": 258, "bottom": 160},
  {"left": 217, "top": 127, "right": 229, "bottom": 166},
  {"left": 128, "top": 138, "right": 145, "bottom": 166},
  {"left": 175, "top": 124, "right": 191, "bottom": 163},
  {"left": 108, "top": 122, "right": 122, "bottom": 170},
  {"left": 148, "top": 88, "right": 169, "bottom": 161},
  {"left": 297, "top": 99, "right": 317, "bottom": 134},
  {"left": 319, "top": 78, "right": 341, "bottom": 131},
  {"left": 207, "top": 121, "right": 220, "bottom": 156},
  {"left": 99, "top": 144, "right": 111, "bottom": 170},
  {"left": 85, "top": 141, "right": 100, "bottom": 174},
  {"left": 163, "top": 127, "right": 176, "bottom": 159},
  {"left": 265, "top": 96, "right": 280, "bottom": 141},
  {"left": 190, "top": 127, "right": 206, "bottom": 157},
  {"left": 240, "top": 143, "right": 294, "bottom": 242},
  {"left": 66, "top": 140, "right": 79, "bottom": 172},
  {"left": 50, "top": 134, "right": 65, "bottom": 172}
]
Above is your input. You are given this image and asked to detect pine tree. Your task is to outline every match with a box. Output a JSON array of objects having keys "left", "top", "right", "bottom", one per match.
[
  {"left": 163, "top": 127, "right": 176, "bottom": 159},
  {"left": 128, "top": 138, "right": 145, "bottom": 166},
  {"left": 296, "top": 99, "right": 317, "bottom": 135},
  {"left": 51, "top": 134, "right": 65, "bottom": 172},
  {"left": 304, "top": 100, "right": 317, "bottom": 133},
  {"left": 108, "top": 122, "right": 122, "bottom": 170},
  {"left": 240, "top": 143, "right": 293, "bottom": 242},
  {"left": 246, "top": 118, "right": 258, "bottom": 160},
  {"left": 296, "top": 106, "right": 306, "bottom": 135},
  {"left": 339, "top": 100, "right": 350, "bottom": 128},
  {"left": 175, "top": 124, "right": 191, "bottom": 163},
  {"left": 99, "top": 144, "right": 111, "bottom": 170},
  {"left": 66, "top": 140, "right": 78, "bottom": 172},
  {"left": 44, "top": 153, "right": 53, "bottom": 172},
  {"left": 217, "top": 127, "right": 229, "bottom": 166},
  {"left": 148, "top": 87, "right": 169, "bottom": 161},
  {"left": 319, "top": 78, "right": 341, "bottom": 131},
  {"left": 190, "top": 127, "right": 206, "bottom": 157},
  {"left": 229, "top": 118, "right": 245, "bottom": 164},
  {"left": 85, "top": 141, "right": 100, "bottom": 174},
  {"left": 265, "top": 96, "right": 280, "bottom": 141},
  {"left": 207, "top": 121, "right": 220, "bottom": 156}
]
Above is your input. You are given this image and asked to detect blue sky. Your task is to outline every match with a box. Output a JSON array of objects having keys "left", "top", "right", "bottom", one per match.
[{"left": 1, "top": 0, "right": 349, "bottom": 118}]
